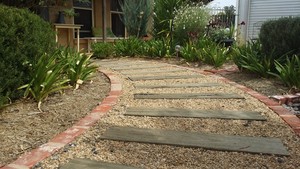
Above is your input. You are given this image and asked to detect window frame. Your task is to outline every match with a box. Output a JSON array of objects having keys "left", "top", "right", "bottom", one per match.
[
  {"left": 110, "top": 0, "right": 126, "bottom": 37},
  {"left": 73, "top": 0, "right": 94, "bottom": 38}
]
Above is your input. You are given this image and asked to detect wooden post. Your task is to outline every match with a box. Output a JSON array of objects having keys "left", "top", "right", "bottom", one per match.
[{"left": 102, "top": 0, "right": 107, "bottom": 42}]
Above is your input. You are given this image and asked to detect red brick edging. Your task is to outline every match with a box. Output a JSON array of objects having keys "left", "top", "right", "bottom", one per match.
[
  {"left": 1, "top": 69, "right": 122, "bottom": 169},
  {"left": 172, "top": 65, "right": 300, "bottom": 137}
]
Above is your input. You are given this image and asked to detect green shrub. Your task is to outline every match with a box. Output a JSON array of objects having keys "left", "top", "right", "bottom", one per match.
[
  {"left": 180, "top": 43, "right": 200, "bottom": 62},
  {"left": 259, "top": 17, "right": 300, "bottom": 59},
  {"left": 210, "top": 25, "right": 235, "bottom": 43},
  {"left": 58, "top": 48, "right": 97, "bottom": 88},
  {"left": 271, "top": 55, "right": 300, "bottom": 88},
  {"left": 173, "top": 3, "right": 210, "bottom": 44},
  {"left": 19, "top": 51, "right": 70, "bottom": 111},
  {"left": 91, "top": 42, "right": 115, "bottom": 59},
  {"left": 0, "top": 5, "right": 56, "bottom": 107},
  {"left": 231, "top": 40, "right": 274, "bottom": 77},
  {"left": 142, "top": 39, "right": 170, "bottom": 58},
  {"left": 201, "top": 46, "right": 229, "bottom": 68},
  {"left": 114, "top": 37, "right": 143, "bottom": 57}
]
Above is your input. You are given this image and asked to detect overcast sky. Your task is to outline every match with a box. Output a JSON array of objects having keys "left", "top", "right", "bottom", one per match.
[{"left": 207, "top": 0, "right": 237, "bottom": 8}]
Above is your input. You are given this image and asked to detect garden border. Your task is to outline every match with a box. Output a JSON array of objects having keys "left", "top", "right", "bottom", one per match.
[{"left": 1, "top": 69, "right": 122, "bottom": 169}]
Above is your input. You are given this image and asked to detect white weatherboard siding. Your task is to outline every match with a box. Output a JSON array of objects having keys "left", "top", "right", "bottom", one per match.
[{"left": 247, "top": 0, "right": 300, "bottom": 41}]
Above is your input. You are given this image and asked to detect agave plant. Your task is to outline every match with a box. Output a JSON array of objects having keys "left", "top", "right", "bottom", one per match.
[{"left": 19, "top": 51, "right": 70, "bottom": 111}]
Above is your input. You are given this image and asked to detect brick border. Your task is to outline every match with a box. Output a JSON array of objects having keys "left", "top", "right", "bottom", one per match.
[
  {"left": 1, "top": 69, "right": 122, "bottom": 169},
  {"left": 172, "top": 65, "right": 300, "bottom": 137}
]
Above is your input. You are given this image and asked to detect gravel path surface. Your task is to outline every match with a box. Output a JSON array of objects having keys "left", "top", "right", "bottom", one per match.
[{"left": 38, "top": 58, "right": 300, "bottom": 169}]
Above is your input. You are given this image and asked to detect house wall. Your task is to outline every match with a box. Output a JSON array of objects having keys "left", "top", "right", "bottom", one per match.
[
  {"left": 239, "top": 0, "right": 300, "bottom": 43},
  {"left": 52, "top": 0, "right": 153, "bottom": 52},
  {"left": 94, "top": 0, "right": 112, "bottom": 30}
]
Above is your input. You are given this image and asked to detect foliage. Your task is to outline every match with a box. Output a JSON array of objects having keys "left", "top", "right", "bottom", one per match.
[
  {"left": 58, "top": 48, "right": 97, "bottom": 88},
  {"left": 0, "top": 5, "right": 56, "bottom": 107},
  {"left": 114, "top": 37, "right": 143, "bottom": 57},
  {"left": 120, "top": 0, "right": 151, "bottom": 37},
  {"left": 210, "top": 28, "right": 231, "bottom": 42},
  {"left": 19, "top": 51, "right": 70, "bottom": 111},
  {"left": 200, "top": 39, "right": 230, "bottom": 67},
  {"left": 153, "top": 0, "right": 185, "bottom": 38},
  {"left": 231, "top": 40, "right": 274, "bottom": 77},
  {"left": 180, "top": 43, "right": 200, "bottom": 62},
  {"left": 63, "top": 8, "right": 78, "bottom": 17},
  {"left": 179, "top": 36, "right": 230, "bottom": 67},
  {"left": 224, "top": 5, "right": 236, "bottom": 16},
  {"left": 259, "top": 17, "right": 300, "bottom": 60},
  {"left": 271, "top": 55, "right": 300, "bottom": 88},
  {"left": 142, "top": 39, "right": 170, "bottom": 58},
  {"left": 173, "top": 3, "right": 210, "bottom": 44},
  {"left": 92, "top": 27, "right": 115, "bottom": 37},
  {"left": 210, "top": 25, "right": 235, "bottom": 43},
  {"left": 91, "top": 42, "right": 115, "bottom": 59},
  {"left": 0, "top": 0, "right": 90, "bottom": 8}
]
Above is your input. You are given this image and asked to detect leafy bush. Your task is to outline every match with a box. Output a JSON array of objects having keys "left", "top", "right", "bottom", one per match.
[
  {"left": 114, "top": 37, "right": 143, "bottom": 57},
  {"left": 180, "top": 43, "right": 200, "bottom": 62},
  {"left": 19, "top": 51, "right": 70, "bottom": 111},
  {"left": 142, "top": 39, "right": 170, "bottom": 58},
  {"left": 0, "top": 5, "right": 56, "bottom": 107},
  {"left": 259, "top": 17, "right": 300, "bottom": 59},
  {"left": 271, "top": 55, "right": 300, "bottom": 88},
  {"left": 201, "top": 45, "right": 229, "bottom": 68},
  {"left": 91, "top": 42, "right": 115, "bottom": 59},
  {"left": 173, "top": 3, "right": 210, "bottom": 44},
  {"left": 210, "top": 25, "right": 235, "bottom": 43},
  {"left": 231, "top": 40, "right": 274, "bottom": 77}
]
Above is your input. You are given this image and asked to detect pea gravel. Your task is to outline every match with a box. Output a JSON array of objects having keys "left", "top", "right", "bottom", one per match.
[{"left": 37, "top": 58, "right": 300, "bottom": 169}]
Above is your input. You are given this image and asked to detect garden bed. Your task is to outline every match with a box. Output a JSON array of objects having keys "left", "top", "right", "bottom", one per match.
[{"left": 0, "top": 71, "right": 110, "bottom": 166}]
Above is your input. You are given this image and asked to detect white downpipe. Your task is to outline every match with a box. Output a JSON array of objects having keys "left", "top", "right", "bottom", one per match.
[{"left": 237, "top": 0, "right": 249, "bottom": 44}]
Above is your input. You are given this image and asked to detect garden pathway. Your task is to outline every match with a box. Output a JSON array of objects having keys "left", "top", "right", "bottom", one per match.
[{"left": 61, "top": 59, "right": 291, "bottom": 168}]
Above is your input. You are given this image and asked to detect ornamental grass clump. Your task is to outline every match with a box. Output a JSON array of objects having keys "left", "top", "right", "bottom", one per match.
[
  {"left": 58, "top": 48, "right": 97, "bottom": 89},
  {"left": 114, "top": 37, "right": 143, "bottom": 57},
  {"left": 19, "top": 51, "right": 70, "bottom": 111},
  {"left": 231, "top": 40, "right": 274, "bottom": 78},
  {"left": 271, "top": 55, "right": 300, "bottom": 89},
  {"left": 142, "top": 38, "right": 170, "bottom": 58},
  {"left": 173, "top": 3, "right": 210, "bottom": 44}
]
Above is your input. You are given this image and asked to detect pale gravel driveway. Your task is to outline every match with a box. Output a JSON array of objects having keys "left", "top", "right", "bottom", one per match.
[{"left": 39, "top": 58, "right": 300, "bottom": 169}]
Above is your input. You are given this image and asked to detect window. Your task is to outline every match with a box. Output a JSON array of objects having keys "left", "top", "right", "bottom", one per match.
[
  {"left": 73, "top": 0, "right": 93, "bottom": 37},
  {"left": 110, "top": 0, "right": 125, "bottom": 37}
]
